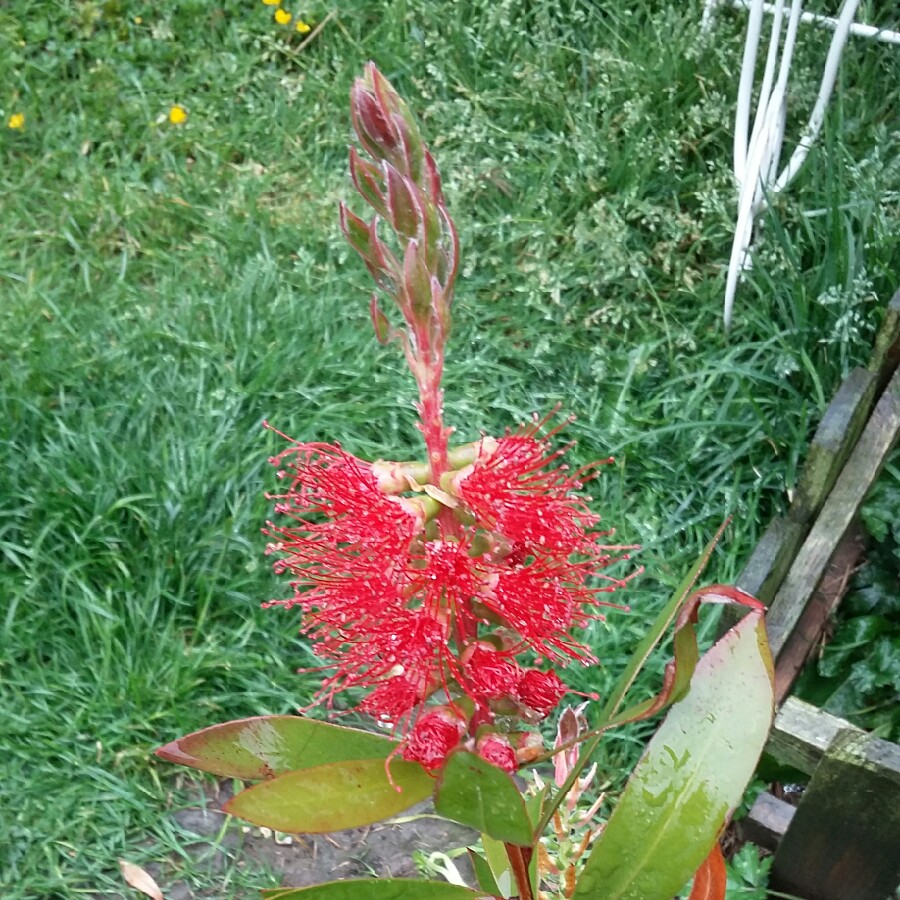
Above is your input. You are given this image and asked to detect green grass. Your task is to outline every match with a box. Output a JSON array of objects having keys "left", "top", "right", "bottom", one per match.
[{"left": 1, "top": 0, "right": 898, "bottom": 896}]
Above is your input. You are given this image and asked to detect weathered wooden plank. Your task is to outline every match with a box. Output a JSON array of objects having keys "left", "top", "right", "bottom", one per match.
[
  {"left": 770, "top": 728, "right": 900, "bottom": 900},
  {"left": 772, "top": 523, "right": 865, "bottom": 704},
  {"left": 788, "top": 367, "right": 877, "bottom": 525},
  {"left": 736, "top": 516, "right": 807, "bottom": 605},
  {"left": 766, "top": 697, "right": 857, "bottom": 776},
  {"left": 716, "top": 516, "right": 807, "bottom": 638},
  {"left": 765, "top": 366, "right": 900, "bottom": 659},
  {"left": 738, "top": 791, "right": 795, "bottom": 852},
  {"left": 868, "top": 287, "right": 900, "bottom": 391}
]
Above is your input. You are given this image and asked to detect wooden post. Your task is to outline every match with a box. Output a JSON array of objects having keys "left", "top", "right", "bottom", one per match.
[
  {"left": 788, "top": 367, "right": 876, "bottom": 526},
  {"left": 765, "top": 366, "right": 900, "bottom": 664},
  {"left": 868, "top": 288, "right": 900, "bottom": 392},
  {"left": 769, "top": 728, "right": 900, "bottom": 900}
]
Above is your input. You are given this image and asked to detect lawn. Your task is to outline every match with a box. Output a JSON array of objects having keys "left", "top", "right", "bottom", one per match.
[{"left": 1, "top": 1, "right": 898, "bottom": 897}]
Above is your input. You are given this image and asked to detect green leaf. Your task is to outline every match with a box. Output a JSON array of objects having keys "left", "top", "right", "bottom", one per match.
[
  {"left": 224, "top": 758, "right": 433, "bottom": 832},
  {"left": 261, "top": 878, "right": 488, "bottom": 899},
  {"left": 468, "top": 849, "right": 503, "bottom": 898},
  {"left": 572, "top": 610, "right": 774, "bottom": 900},
  {"left": 481, "top": 833, "right": 515, "bottom": 899},
  {"left": 155, "top": 716, "right": 395, "bottom": 780},
  {"left": 434, "top": 751, "right": 533, "bottom": 846},
  {"left": 597, "top": 522, "right": 728, "bottom": 727},
  {"left": 818, "top": 615, "right": 891, "bottom": 678}
]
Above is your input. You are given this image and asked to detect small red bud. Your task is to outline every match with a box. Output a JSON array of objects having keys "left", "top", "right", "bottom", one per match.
[
  {"left": 515, "top": 669, "right": 567, "bottom": 716},
  {"left": 403, "top": 706, "right": 467, "bottom": 772},
  {"left": 476, "top": 733, "right": 518, "bottom": 773}
]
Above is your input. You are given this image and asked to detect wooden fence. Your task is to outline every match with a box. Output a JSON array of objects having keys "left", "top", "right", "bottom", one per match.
[{"left": 727, "top": 289, "right": 900, "bottom": 900}]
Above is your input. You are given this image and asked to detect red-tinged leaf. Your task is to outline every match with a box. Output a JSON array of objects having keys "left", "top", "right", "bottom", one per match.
[
  {"left": 402, "top": 240, "right": 432, "bottom": 319},
  {"left": 349, "top": 147, "right": 387, "bottom": 217},
  {"left": 688, "top": 842, "right": 727, "bottom": 900},
  {"left": 370, "top": 294, "right": 392, "bottom": 344},
  {"left": 261, "top": 878, "right": 488, "bottom": 900},
  {"left": 603, "top": 582, "right": 763, "bottom": 731},
  {"left": 597, "top": 521, "right": 729, "bottom": 727},
  {"left": 154, "top": 716, "right": 394, "bottom": 781},
  {"left": 387, "top": 165, "right": 419, "bottom": 239},
  {"left": 434, "top": 750, "right": 533, "bottom": 846},
  {"left": 224, "top": 758, "right": 433, "bottom": 832},
  {"left": 572, "top": 609, "right": 774, "bottom": 900},
  {"left": 339, "top": 204, "right": 375, "bottom": 259}
]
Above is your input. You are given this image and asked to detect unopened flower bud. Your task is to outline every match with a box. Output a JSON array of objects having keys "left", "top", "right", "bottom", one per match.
[
  {"left": 511, "top": 730, "right": 545, "bottom": 764},
  {"left": 350, "top": 62, "right": 424, "bottom": 182},
  {"left": 403, "top": 706, "right": 467, "bottom": 772},
  {"left": 515, "top": 669, "right": 567, "bottom": 716},
  {"left": 476, "top": 733, "right": 518, "bottom": 773},
  {"left": 462, "top": 643, "right": 522, "bottom": 701}
]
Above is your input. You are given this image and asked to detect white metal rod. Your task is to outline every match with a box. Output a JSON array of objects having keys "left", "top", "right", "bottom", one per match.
[
  {"left": 773, "top": 0, "right": 862, "bottom": 193},
  {"left": 745, "top": 0, "right": 787, "bottom": 187},
  {"left": 720, "top": 0, "right": 900, "bottom": 44},
  {"left": 734, "top": 0, "right": 767, "bottom": 180}
]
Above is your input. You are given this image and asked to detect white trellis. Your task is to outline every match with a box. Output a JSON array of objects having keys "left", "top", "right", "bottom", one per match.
[{"left": 702, "top": 0, "right": 900, "bottom": 328}]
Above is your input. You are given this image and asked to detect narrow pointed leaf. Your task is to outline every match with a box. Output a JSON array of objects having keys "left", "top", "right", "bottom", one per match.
[
  {"left": 224, "top": 758, "right": 433, "bottom": 832},
  {"left": 481, "top": 833, "right": 515, "bottom": 899},
  {"left": 572, "top": 610, "right": 774, "bottom": 900},
  {"left": 261, "top": 878, "right": 487, "bottom": 899},
  {"left": 434, "top": 751, "right": 533, "bottom": 846},
  {"left": 468, "top": 849, "right": 502, "bottom": 898},
  {"left": 155, "top": 716, "right": 395, "bottom": 780},
  {"left": 597, "top": 521, "right": 728, "bottom": 727}
]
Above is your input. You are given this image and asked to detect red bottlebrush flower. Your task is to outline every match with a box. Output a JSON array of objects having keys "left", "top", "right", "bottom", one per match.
[
  {"left": 357, "top": 675, "right": 423, "bottom": 724},
  {"left": 476, "top": 733, "right": 518, "bottom": 773},
  {"left": 264, "top": 438, "right": 425, "bottom": 570},
  {"left": 515, "top": 669, "right": 568, "bottom": 716},
  {"left": 463, "top": 644, "right": 522, "bottom": 701},
  {"left": 403, "top": 706, "right": 467, "bottom": 772},
  {"left": 449, "top": 419, "right": 611, "bottom": 556}
]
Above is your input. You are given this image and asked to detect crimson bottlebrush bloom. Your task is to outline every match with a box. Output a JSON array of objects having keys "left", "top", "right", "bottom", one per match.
[
  {"left": 476, "top": 733, "right": 518, "bottom": 773},
  {"left": 264, "top": 437, "right": 426, "bottom": 568},
  {"left": 403, "top": 706, "right": 467, "bottom": 771},
  {"left": 462, "top": 644, "right": 523, "bottom": 700},
  {"left": 515, "top": 669, "right": 568, "bottom": 716},
  {"left": 264, "top": 426, "right": 634, "bottom": 722},
  {"left": 262, "top": 65, "right": 639, "bottom": 767},
  {"left": 447, "top": 420, "right": 612, "bottom": 556}
]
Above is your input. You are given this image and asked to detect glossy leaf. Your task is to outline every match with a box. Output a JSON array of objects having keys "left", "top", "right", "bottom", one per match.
[
  {"left": 536, "top": 536, "right": 755, "bottom": 840},
  {"left": 603, "top": 583, "right": 762, "bottom": 731},
  {"left": 687, "top": 842, "right": 727, "bottom": 900},
  {"left": 597, "top": 522, "right": 728, "bottom": 727},
  {"left": 261, "top": 878, "right": 488, "bottom": 899},
  {"left": 155, "top": 716, "right": 395, "bottom": 781},
  {"left": 224, "top": 758, "right": 433, "bottom": 832},
  {"left": 572, "top": 609, "right": 774, "bottom": 900},
  {"left": 434, "top": 750, "right": 533, "bottom": 846}
]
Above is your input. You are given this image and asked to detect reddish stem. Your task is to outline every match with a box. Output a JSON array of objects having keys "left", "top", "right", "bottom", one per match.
[{"left": 505, "top": 843, "right": 535, "bottom": 900}]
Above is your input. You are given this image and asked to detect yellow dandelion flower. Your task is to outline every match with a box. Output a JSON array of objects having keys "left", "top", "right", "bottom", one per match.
[
  {"left": 7, "top": 112, "right": 25, "bottom": 130},
  {"left": 295, "top": 18, "right": 312, "bottom": 34},
  {"left": 262, "top": 0, "right": 280, "bottom": 5},
  {"left": 168, "top": 105, "right": 187, "bottom": 125},
  {"left": 274, "top": 8, "right": 292, "bottom": 24}
]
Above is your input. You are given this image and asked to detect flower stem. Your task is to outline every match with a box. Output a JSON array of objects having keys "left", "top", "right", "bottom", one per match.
[{"left": 505, "top": 843, "right": 535, "bottom": 900}]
